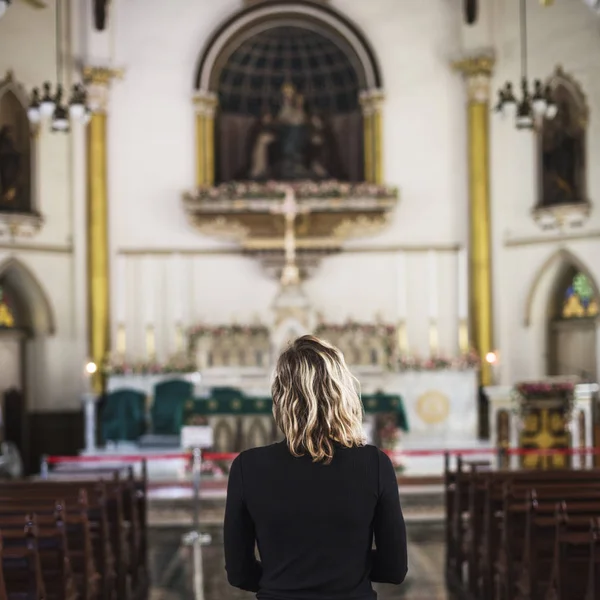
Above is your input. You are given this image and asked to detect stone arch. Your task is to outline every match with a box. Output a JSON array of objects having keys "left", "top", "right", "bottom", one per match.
[
  {"left": 0, "top": 72, "right": 35, "bottom": 213},
  {"left": 524, "top": 248, "right": 598, "bottom": 327},
  {"left": 0, "top": 257, "right": 55, "bottom": 336},
  {"left": 538, "top": 67, "right": 588, "bottom": 208},
  {"left": 194, "top": 1, "right": 383, "bottom": 93},
  {"left": 524, "top": 248, "right": 599, "bottom": 380}
]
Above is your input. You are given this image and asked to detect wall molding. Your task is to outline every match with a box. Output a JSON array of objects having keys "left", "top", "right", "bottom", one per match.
[
  {"left": 0, "top": 243, "right": 73, "bottom": 254},
  {"left": 117, "top": 243, "right": 463, "bottom": 257},
  {"left": 504, "top": 229, "right": 600, "bottom": 248}
]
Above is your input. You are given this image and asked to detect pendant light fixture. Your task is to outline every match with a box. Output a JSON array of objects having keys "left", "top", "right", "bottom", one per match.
[
  {"left": 26, "top": 0, "right": 89, "bottom": 131},
  {"left": 494, "top": 0, "right": 557, "bottom": 129}
]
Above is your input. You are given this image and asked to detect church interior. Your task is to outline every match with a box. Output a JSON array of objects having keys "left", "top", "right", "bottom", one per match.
[{"left": 0, "top": 0, "right": 600, "bottom": 598}]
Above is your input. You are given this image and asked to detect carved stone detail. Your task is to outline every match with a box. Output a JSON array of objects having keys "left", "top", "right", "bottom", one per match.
[{"left": 83, "top": 66, "right": 124, "bottom": 112}]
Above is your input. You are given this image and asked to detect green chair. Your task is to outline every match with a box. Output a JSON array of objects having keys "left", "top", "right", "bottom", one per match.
[
  {"left": 151, "top": 379, "right": 193, "bottom": 435},
  {"left": 101, "top": 389, "right": 146, "bottom": 443}
]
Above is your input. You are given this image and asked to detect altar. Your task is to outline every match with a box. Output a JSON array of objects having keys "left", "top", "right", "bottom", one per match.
[{"left": 101, "top": 366, "right": 479, "bottom": 463}]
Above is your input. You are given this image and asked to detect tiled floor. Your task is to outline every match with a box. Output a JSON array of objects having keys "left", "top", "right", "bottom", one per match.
[{"left": 148, "top": 522, "right": 453, "bottom": 600}]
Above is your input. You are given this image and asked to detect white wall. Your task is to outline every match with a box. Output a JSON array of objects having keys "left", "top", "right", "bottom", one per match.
[
  {"left": 3, "top": 0, "right": 600, "bottom": 411},
  {"left": 490, "top": 0, "right": 600, "bottom": 383},
  {"left": 0, "top": 1, "right": 85, "bottom": 410},
  {"left": 107, "top": 0, "right": 467, "bottom": 359}
]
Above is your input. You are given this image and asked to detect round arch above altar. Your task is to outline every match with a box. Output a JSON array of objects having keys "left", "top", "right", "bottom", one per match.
[{"left": 194, "top": 1, "right": 383, "bottom": 94}]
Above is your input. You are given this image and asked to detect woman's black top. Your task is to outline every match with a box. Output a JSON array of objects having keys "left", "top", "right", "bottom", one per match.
[{"left": 223, "top": 441, "right": 408, "bottom": 600}]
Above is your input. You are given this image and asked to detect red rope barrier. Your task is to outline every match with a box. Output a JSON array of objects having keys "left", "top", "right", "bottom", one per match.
[{"left": 43, "top": 446, "right": 600, "bottom": 465}]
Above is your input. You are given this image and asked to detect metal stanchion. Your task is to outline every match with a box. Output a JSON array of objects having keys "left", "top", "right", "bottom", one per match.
[
  {"left": 40, "top": 454, "right": 49, "bottom": 480},
  {"left": 157, "top": 447, "right": 212, "bottom": 600}
]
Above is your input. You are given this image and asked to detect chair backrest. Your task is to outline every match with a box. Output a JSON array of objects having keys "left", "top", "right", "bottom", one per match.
[
  {"left": 151, "top": 379, "right": 193, "bottom": 435},
  {"left": 101, "top": 389, "right": 146, "bottom": 442}
]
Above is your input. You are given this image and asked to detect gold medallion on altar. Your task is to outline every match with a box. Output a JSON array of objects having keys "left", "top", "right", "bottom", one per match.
[{"left": 416, "top": 391, "right": 450, "bottom": 425}]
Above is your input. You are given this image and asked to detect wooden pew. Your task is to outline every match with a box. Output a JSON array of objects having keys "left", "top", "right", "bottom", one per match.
[
  {"left": 0, "top": 525, "right": 46, "bottom": 600},
  {"left": 444, "top": 453, "right": 490, "bottom": 589},
  {"left": 0, "top": 498, "right": 99, "bottom": 600},
  {"left": 496, "top": 488, "right": 600, "bottom": 600},
  {"left": 1, "top": 516, "right": 77, "bottom": 600},
  {"left": 449, "top": 465, "right": 600, "bottom": 600},
  {"left": 544, "top": 506, "right": 600, "bottom": 600},
  {"left": 469, "top": 469, "right": 600, "bottom": 599},
  {"left": 0, "top": 487, "right": 114, "bottom": 600}
]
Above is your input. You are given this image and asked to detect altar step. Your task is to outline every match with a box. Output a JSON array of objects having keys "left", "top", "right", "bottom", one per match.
[{"left": 147, "top": 476, "right": 446, "bottom": 527}]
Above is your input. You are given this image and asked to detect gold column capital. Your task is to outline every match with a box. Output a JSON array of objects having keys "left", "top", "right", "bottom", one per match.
[
  {"left": 83, "top": 65, "right": 124, "bottom": 113},
  {"left": 453, "top": 54, "right": 495, "bottom": 103},
  {"left": 193, "top": 90, "right": 219, "bottom": 116}
]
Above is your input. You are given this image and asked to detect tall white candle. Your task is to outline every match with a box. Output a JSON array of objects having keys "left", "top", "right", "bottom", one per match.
[
  {"left": 144, "top": 256, "right": 155, "bottom": 326},
  {"left": 396, "top": 251, "right": 407, "bottom": 320},
  {"left": 171, "top": 253, "right": 183, "bottom": 324},
  {"left": 115, "top": 255, "right": 127, "bottom": 324},
  {"left": 146, "top": 324, "right": 156, "bottom": 359},
  {"left": 428, "top": 250, "right": 438, "bottom": 320},
  {"left": 116, "top": 323, "right": 126, "bottom": 355},
  {"left": 458, "top": 248, "right": 468, "bottom": 319}
]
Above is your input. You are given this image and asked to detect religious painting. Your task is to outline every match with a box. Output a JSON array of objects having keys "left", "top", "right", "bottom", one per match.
[
  {"left": 0, "top": 76, "right": 32, "bottom": 213},
  {"left": 216, "top": 25, "right": 363, "bottom": 184},
  {"left": 540, "top": 73, "right": 587, "bottom": 207}
]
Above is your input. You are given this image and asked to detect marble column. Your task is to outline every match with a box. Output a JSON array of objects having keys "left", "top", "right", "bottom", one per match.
[{"left": 454, "top": 55, "right": 495, "bottom": 386}]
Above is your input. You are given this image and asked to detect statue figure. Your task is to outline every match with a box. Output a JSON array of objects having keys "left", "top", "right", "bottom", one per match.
[
  {"left": 542, "top": 100, "right": 584, "bottom": 206},
  {"left": 277, "top": 84, "right": 310, "bottom": 179},
  {"left": 249, "top": 112, "right": 276, "bottom": 180},
  {"left": 245, "top": 83, "right": 343, "bottom": 181},
  {"left": 0, "top": 126, "right": 20, "bottom": 206},
  {"left": 307, "top": 114, "right": 329, "bottom": 179}
]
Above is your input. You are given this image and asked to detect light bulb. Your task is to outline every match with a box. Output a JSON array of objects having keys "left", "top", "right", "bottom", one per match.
[
  {"left": 69, "top": 103, "right": 85, "bottom": 119},
  {"left": 40, "top": 83, "right": 55, "bottom": 118},
  {"left": 545, "top": 102, "right": 558, "bottom": 120},
  {"left": 0, "top": 1, "right": 10, "bottom": 21},
  {"left": 85, "top": 361, "right": 98, "bottom": 375}
]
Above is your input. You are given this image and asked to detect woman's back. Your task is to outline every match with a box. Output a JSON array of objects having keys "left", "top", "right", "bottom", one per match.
[
  {"left": 224, "top": 335, "right": 407, "bottom": 599},
  {"left": 224, "top": 440, "right": 407, "bottom": 600}
]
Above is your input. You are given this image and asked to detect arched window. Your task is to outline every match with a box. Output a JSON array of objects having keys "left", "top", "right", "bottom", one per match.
[
  {"left": 560, "top": 271, "right": 599, "bottom": 320},
  {"left": 539, "top": 68, "right": 588, "bottom": 208}
]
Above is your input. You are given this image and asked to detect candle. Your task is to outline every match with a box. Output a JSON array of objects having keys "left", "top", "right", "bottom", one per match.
[
  {"left": 116, "top": 323, "right": 126, "bottom": 355},
  {"left": 146, "top": 324, "right": 156, "bottom": 358},
  {"left": 175, "top": 322, "right": 184, "bottom": 353},
  {"left": 428, "top": 250, "right": 438, "bottom": 320},
  {"left": 458, "top": 248, "right": 468, "bottom": 319},
  {"left": 429, "top": 320, "right": 439, "bottom": 355},
  {"left": 396, "top": 251, "right": 407, "bottom": 320},
  {"left": 115, "top": 256, "right": 127, "bottom": 323},
  {"left": 458, "top": 319, "right": 469, "bottom": 354},
  {"left": 397, "top": 320, "right": 408, "bottom": 354}
]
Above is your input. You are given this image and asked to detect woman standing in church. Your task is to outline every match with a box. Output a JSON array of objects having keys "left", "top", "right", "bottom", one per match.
[{"left": 224, "top": 335, "right": 408, "bottom": 599}]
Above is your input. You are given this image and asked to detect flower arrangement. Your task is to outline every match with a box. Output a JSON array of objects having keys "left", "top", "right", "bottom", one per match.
[
  {"left": 511, "top": 380, "right": 577, "bottom": 420},
  {"left": 379, "top": 422, "right": 401, "bottom": 450},
  {"left": 514, "top": 381, "right": 576, "bottom": 399},
  {"left": 102, "top": 353, "right": 197, "bottom": 376},
  {"left": 192, "top": 180, "right": 398, "bottom": 201},
  {"left": 397, "top": 349, "right": 480, "bottom": 372}
]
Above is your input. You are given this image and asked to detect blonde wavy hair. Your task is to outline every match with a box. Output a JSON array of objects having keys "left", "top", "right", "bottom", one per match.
[{"left": 271, "top": 335, "right": 365, "bottom": 464}]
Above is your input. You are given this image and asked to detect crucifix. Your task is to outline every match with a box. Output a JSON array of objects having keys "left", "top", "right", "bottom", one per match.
[{"left": 270, "top": 187, "right": 310, "bottom": 286}]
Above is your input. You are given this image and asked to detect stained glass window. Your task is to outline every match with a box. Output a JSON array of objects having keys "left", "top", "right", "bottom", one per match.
[
  {"left": 562, "top": 272, "right": 599, "bottom": 319},
  {"left": 0, "top": 286, "right": 15, "bottom": 328}
]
